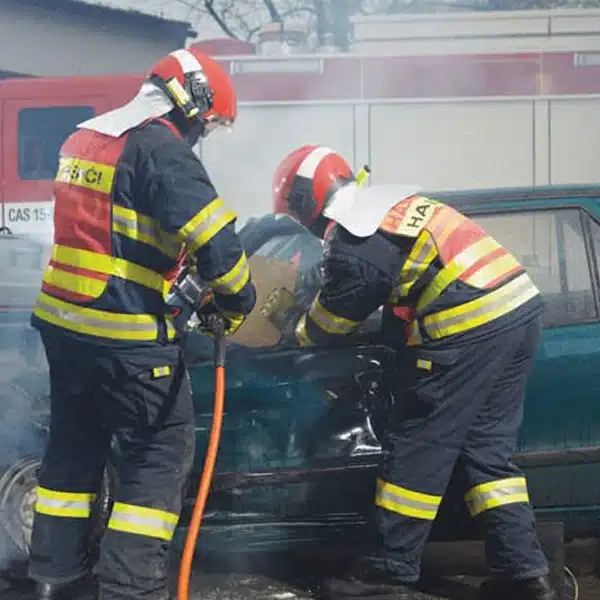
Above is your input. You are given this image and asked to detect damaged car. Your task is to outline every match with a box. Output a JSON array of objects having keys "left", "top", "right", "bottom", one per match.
[{"left": 1, "top": 185, "right": 600, "bottom": 575}]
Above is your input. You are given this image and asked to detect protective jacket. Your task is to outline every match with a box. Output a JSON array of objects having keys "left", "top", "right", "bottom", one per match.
[
  {"left": 31, "top": 118, "right": 255, "bottom": 345},
  {"left": 295, "top": 194, "right": 542, "bottom": 348}
]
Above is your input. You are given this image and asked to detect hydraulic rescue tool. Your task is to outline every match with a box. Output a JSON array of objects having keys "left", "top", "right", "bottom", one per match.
[{"left": 165, "top": 263, "right": 227, "bottom": 600}]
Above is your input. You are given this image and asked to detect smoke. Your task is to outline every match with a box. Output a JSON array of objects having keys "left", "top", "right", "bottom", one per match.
[
  {"left": 200, "top": 99, "right": 357, "bottom": 226},
  {"left": 0, "top": 235, "right": 50, "bottom": 572}
]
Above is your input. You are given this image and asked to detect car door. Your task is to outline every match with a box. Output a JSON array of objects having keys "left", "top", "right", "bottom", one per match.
[
  {"left": 187, "top": 217, "right": 394, "bottom": 525},
  {"left": 472, "top": 204, "right": 600, "bottom": 517}
]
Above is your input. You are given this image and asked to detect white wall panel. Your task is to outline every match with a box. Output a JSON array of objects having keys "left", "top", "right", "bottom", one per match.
[
  {"left": 549, "top": 98, "right": 600, "bottom": 185},
  {"left": 201, "top": 104, "right": 355, "bottom": 224},
  {"left": 368, "top": 101, "right": 535, "bottom": 190}
]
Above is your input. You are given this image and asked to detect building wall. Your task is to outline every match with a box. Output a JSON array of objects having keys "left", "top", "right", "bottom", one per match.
[
  {"left": 0, "top": 0, "right": 191, "bottom": 76},
  {"left": 349, "top": 9, "right": 600, "bottom": 55}
]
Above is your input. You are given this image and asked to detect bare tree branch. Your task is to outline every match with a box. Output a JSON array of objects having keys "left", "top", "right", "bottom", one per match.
[
  {"left": 312, "top": 0, "right": 327, "bottom": 43},
  {"left": 203, "top": 0, "right": 240, "bottom": 38},
  {"left": 263, "top": 0, "right": 284, "bottom": 21}
]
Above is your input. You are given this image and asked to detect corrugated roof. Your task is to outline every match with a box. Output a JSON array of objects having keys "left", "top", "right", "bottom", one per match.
[{"left": 7, "top": 0, "right": 196, "bottom": 38}]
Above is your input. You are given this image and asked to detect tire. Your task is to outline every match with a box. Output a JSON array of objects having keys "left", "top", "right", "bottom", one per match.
[{"left": 0, "top": 456, "right": 114, "bottom": 581}]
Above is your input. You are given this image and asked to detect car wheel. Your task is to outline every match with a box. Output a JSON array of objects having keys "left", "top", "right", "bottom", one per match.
[
  {"left": 0, "top": 456, "right": 114, "bottom": 580},
  {"left": 0, "top": 457, "right": 41, "bottom": 561}
]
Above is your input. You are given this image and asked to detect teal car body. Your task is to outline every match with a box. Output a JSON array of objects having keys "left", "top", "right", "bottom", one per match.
[{"left": 1, "top": 185, "right": 600, "bottom": 561}]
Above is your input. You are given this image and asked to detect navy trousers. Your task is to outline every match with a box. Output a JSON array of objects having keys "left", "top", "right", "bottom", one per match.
[
  {"left": 28, "top": 331, "right": 195, "bottom": 600},
  {"left": 371, "top": 316, "right": 548, "bottom": 582}
]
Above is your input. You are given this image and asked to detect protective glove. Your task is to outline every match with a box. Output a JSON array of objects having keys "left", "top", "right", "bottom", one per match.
[
  {"left": 260, "top": 287, "right": 298, "bottom": 331},
  {"left": 220, "top": 311, "right": 246, "bottom": 337},
  {"left": 195, "top": 304, "right": 246, "bottom": 338}
]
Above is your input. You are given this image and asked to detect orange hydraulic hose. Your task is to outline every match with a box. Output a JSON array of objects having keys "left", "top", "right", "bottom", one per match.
[{"left": 177, "top": 363, "right": 226, "bottom": 600}]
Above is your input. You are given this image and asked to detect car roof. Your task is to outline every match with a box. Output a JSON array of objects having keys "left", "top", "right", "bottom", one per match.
[{"left": 431, "top": 184, "right": 600, "bottom": 206}]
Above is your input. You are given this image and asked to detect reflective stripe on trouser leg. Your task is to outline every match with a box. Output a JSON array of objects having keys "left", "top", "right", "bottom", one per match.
[
  {"left": 375, "top": 478, "right": 442, "bottom": 520},
  {"left": 35, "top": 487, "right": 97, "bottom": 519},
  {"left": 107, "top": 502, "right": 179, "bottom": 541},
  {"left": 372, "top": 473, "right": 447, "bottom": 582},
  {"left": 464, "top": 477, "right": 530, "bottom": 517},
  {"left": 30, "top": 488, "right": 98, "bottom": 584}
]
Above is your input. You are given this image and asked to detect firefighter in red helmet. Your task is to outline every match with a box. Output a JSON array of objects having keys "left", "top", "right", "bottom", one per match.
[
  {"left": 272, "top": 145, "right": 557, "bottom": 600},
  {"left": 28, "top": 48, "right": 256, "bottom": 600}
]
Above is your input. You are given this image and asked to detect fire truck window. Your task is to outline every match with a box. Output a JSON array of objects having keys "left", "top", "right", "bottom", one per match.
[
  {"left": 474, "top": 208, "right": 596, "bottom": 328},
  {"left": 18, "top": 106, "right": 95, "bottom": 181}
]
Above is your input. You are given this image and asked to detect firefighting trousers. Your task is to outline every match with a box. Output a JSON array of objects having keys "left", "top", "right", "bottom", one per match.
[
  {"left": 370, "top": 315, "right": 548, "bottom": 582},
  {"left": 28, "top": 331, "right": 196, "bottom": 600}
]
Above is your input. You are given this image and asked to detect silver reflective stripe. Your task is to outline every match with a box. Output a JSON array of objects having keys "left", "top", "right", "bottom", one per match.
[
  {"left": 211, "top": 258, "right": 250, "bottom": 295},
  {"left": 111, "top": 511, "right": 176, "bottom": 531},
  {"left": 394, "top": 234, "right": 437, "bottom": 299},
  {"left": 108, "top": 502, "right": 178, "bottom": 541},
  {"left": 424, "top": 274, "right": 538, "bottom": 335},
  {"left": 376, "top": 488, "right": 438, "bottom": 517},
  {"left": 465, "top": 477, "right": 529, "bottom": 517},
  {"left": 309, "top": 301, "right": 358, "bottom": 334},
  {"left": 185, "top": 204, "right": 233, "bottom": 247},
  {"left": 36, "top": 497, "right": 91, "bottom": 513},
  {"left": 35, "top": 487, "right": 95, "bottom": 518},
  {"left": 36, "top": 296, "right": 157, "bottom": 332},
  {"left": 113, "top": 211, "right": 181, "bottom": 257},
  {"left": 375, "top": 478, "right": 441, "bottom": 520}
]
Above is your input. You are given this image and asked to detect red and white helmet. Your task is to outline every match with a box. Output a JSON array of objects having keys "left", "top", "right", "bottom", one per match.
[
  {"left": 273, "top": 145, "right": 422, "bottom": 238},
  {"left": 149, "top": 48, "right": 237, "bottom": 135},
  {"left": 272, "top": 145, "right": 356, "bottom": 230}
]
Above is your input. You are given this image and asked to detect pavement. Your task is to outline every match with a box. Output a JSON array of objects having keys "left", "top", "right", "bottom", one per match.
[{"left": 1, "top": 539, "right": 597, "bottom": 599}]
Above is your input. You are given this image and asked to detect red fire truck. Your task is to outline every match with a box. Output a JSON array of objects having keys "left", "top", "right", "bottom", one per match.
[{"left": 0, "top": 49, "right": 599, "bottom": 235}]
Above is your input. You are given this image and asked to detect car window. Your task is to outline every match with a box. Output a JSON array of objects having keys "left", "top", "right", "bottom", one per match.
[
  {"left": 18, "top": 106, "right": 96, "bottom": 181},
  {"left": 474, "top": 208, "right": 596, "bottom": 327}
]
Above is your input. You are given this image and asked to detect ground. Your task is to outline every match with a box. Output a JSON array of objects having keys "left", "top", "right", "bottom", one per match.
[{"left": 1, "top": 539, "right": 597, "bottom": 599}]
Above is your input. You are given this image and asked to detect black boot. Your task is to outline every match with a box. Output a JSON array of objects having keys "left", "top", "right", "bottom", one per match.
[
  {"left": 480, "top": 574, "right": 558, "bottom": 600},
  {"left": 322, "top": 561, "right": 444, "bottom": 600}
]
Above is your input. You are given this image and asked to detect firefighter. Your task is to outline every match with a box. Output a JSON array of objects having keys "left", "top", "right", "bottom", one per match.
[
  {"left": 271, "top": 145, "right": 557, "bottom": 600},
  {"left": 28, "top": 48, "right": 256, "bottom": 600}
]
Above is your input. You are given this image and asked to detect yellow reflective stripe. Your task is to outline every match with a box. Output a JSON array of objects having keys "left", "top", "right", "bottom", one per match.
[
  {"left": 152, "top": 366, "right": 171, "bottom": 378},
  {"left": 52, "top": 245, "right": 165, "bottom": 294},
  {"left": 35, "top": 486, "right": 96, "bottom": 519},
  {"left": 417, "top": 237, "right": 502, "bottom": 312},
  {"left": 465, "top": 253, "right": 522, "bottom": 288},
  {"left": 422, "top": 273, "right": 539, "bottom": 340},
  {"left": 308, "top": 295, "right": 360, "bottom": 335},
  {"left": 42, "top": 264, "right": 107, "bottom": 298},
  {"left": 396, "top": 231, "right": 437, "bottom": 298},
  {"left": 294, "top": 314, "right": 314, "bottom": 347},
  {"left": 179, "top": 198, "right": 237, "bottom": 254},
  {"left": 108, "top": 502, "right": 179, "bottom": 541},
  {"left": 396, "top": 207, "right": 460, "bottom": 299},
  {"left": 375, "top": 478, "right": 441, "bottom": 520},
  {"left": 112, "top": 205, "right": 182, "bottom": 259},
  {"left": 33, "top": 292, "right": 176, "bottom": 342},
  {"left": 56, "top": 157, "right": 115, "bottom": 194},
  {"left": 206, "top": 252, "right": 250, "bottom": 295},
  {"left": 464, "top": 477, "right": 530, "bottom": 517}
]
